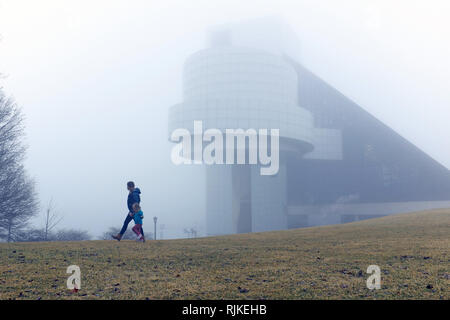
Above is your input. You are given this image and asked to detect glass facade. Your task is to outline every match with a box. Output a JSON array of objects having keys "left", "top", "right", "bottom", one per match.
[
  {"left": 168, "top": 46, "right": 320, "bottom": 150},
  {"left": 288, "top": 62, "right": 450, "bottom": 207},
  {"left": 169, "top": 21, "right": 450, "bottom": 235}
]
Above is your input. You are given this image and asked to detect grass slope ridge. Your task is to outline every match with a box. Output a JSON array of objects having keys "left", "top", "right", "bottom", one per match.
[{"left": 0, "top": 209, "right": 449, "bottom": 299}]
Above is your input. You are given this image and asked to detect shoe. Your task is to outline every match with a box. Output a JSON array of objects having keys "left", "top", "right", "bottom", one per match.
[
  {"left": 141, "top": 236, "right": 145, "bottom": 243},
  {"left": 112, "top": 234, "right": 122, "bottom": 241}
]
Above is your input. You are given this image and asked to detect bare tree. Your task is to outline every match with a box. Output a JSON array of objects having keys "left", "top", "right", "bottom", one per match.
[
  {"left": 43, "top": 199, "right": 62, "bottom": 241},
  {"left": 0, "top": 166, "right": 38, "bottom": 241},
  {"left": 17, "top": 228, "right": 91, "bottom": 242},
  {"left": 15, "top": 228, "right": 45, "bottom": 242},
  {"left": 0, "top": 88, "right": 39, "bottom": 241},
  {"left": 183, "top": 227, "right": 198, "bottom": 239},
  {"left": 54, "top": 229, "right": 91, "bottom": 241}
]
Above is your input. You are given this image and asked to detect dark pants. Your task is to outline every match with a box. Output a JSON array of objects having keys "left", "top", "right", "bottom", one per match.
[{"left": 120, "top": 213, "right": 145, "bottom": 237}]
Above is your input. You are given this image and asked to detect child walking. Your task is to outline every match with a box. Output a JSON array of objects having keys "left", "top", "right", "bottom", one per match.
[{"left": 131, "top": 203, "right": 145, "bottom": 242}]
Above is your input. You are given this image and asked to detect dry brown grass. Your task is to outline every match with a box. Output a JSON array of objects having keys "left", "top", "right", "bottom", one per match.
[{"left": 0, "top": 208, "right": 449, "bottom": 300}]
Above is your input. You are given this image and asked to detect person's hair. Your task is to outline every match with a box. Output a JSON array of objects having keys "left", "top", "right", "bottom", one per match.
[
  {"left": 132, "top": 203, "right": 141, "bottom": 211},
  {"left": 127, "top": 181, "right": 135, "bottom": 188}
]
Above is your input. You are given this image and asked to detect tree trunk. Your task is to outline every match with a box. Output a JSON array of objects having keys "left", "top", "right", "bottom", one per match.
[{"left": 7, "top": 220, "right": 12, "bottom": 243}]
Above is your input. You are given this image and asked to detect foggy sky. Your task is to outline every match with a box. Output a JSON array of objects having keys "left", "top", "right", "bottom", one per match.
[{"left": 0, "top": 0, "right": 449, "bottom": 238}]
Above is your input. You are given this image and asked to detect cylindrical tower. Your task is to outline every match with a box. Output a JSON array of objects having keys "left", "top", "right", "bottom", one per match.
[{"left": 169, "top": 45, "right": 316, "bottom": 235}]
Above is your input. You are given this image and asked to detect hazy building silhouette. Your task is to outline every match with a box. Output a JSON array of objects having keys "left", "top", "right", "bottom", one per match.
[{"left": 169, "top": 18, "right": 450, "bottom": 235}]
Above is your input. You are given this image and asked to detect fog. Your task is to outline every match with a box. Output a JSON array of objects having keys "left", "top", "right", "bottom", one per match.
[{"left": 0, "top": 0, "right": 449, "bottom": 238}]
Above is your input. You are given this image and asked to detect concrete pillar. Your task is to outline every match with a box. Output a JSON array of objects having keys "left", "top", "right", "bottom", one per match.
[
  {"left": 250, "top": 162, "right": 288, "bottom": 232},
  {"left": 205, "top": 166, "right": 234, "bottom": 235}
]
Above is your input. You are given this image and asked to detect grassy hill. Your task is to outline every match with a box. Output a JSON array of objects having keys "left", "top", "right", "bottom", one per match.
[{"left": 0, "top": 209, "right": 449, "bottom": 300}]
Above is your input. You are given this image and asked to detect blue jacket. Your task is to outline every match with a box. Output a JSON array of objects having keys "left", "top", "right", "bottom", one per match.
[
  {"left": 128, "top": 188, "right": 141, "bottom": 212},
  {"left": 133, "top": 210, "right": 144, "bottom": 225}
]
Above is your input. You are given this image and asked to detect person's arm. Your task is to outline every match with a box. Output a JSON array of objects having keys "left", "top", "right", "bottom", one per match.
[
  {"left": 129, "top": 196, "right": 140, "bottom": 210},
  {"left": 127, "top": 197, "right": 133, "bottom": 213},
  {"left": 133, "top": 192, "right": 141, "bottom": 204}
]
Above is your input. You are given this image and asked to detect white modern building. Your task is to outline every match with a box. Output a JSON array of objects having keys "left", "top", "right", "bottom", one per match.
[{"left": 169, "top": 18, "right": 450, "bottom": 236}]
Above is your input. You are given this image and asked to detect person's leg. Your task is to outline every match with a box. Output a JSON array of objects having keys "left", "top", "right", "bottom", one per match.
[
  {"left": 131, "top": 224, "right": 138, "bottom": 236},
  {"left": 137, "top": 225, "right": 144, "bottom": 240},
  {"left": 119, "top": 213, "right": 133, "bottom": 235},
  {"left": 132, "top": 225, "right": 143, "bottom": 241},
  {"left": 112, "top": 213, "right": 133, "bottom": 240}
]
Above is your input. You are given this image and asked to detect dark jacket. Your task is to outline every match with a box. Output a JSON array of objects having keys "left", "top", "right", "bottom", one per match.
[{"left": 127, "top": 188, "right": 141, "bottom": 212}]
